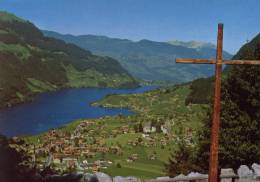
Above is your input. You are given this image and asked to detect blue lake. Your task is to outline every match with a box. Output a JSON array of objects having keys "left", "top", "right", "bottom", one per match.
[{"left": 0, "top": 86, "right": 157, "bottom": 137}]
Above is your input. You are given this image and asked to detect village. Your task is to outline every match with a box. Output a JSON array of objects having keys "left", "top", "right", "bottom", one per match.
[
  {"left": 14, "top": 114, "right": 194, "bottom": 175},
  {"left": 7, "top": 84, "right": 206, "bottom": 179}
]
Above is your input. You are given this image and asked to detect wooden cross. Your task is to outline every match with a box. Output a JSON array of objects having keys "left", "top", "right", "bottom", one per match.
[{"left": 176, "top": 23, "right": 260, "bottom": 182}]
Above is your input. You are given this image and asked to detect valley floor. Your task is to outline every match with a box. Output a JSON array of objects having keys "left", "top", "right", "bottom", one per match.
[{"left": 23, "top": 85, "right": 208, "bottom": 179}]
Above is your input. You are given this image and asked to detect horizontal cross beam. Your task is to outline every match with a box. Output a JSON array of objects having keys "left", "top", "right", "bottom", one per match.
[
  {"left": 223, "top": 60, "right": 260, "bottom": 65},
  {"left": 176, "top": 58, "right": 260, "bottom": 65},
  {"left": 176, "top": 59, "right": 216, "bottom": 64}
]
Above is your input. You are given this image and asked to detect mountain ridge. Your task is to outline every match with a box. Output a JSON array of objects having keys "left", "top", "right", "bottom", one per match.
[
  {"left": 43, "top": 30, "right": 233, "bottom": 83},
  {"left": 0, "top": 12, "right": 138, "bottom": 109},
  {"left": 168, "top": 40, "right": 216, "bottom": 49}
]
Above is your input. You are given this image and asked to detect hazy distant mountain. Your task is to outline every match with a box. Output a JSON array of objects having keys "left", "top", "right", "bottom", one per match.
[
  {"left": 0, "top": 12, "right": 137, "bottom": 108},
  {"left": 42, "top": 31, "right": 233, "bottom": 83},
  {"left": 168, "top": 40, "right": 215, "bottom": 49},
  {"left": 168, "top": 40, "right": 228, "bottom": 59}
]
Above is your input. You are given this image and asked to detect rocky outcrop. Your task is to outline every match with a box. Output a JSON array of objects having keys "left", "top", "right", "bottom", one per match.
[
  {"left": 43, "top": 172, "right": 141, "bottom": 182},
  {"left": 113, "top": 176, "right": 141, "bottom": 182},
  {"left": 41, "top": 164, "right": 260, "bottom": 182},
  {"left": 96, "top": 172, "right": 113, "bottom": 182},
  {"left": 237, "top": 165, "right": 253, "bottom": 179}
]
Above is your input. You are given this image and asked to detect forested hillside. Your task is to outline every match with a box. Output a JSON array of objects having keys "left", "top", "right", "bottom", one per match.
[
  {"left": 185, "top": 33, "right": 260, "bottom": 105},
  {"left": 43, "top": 31, "right": 232, "bottom": 83},
  {"left": 195, "top": 35, "right": 260, "bottom": 171},
  {"left": 164, "top": 33, "right": 260, "bottom": 176},
  {"left": 0, "top": 12, "right": 138, "bottom": 108}
]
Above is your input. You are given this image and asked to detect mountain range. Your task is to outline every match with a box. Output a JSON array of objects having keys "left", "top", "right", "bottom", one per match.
[
  {"left": 0, "top": 11, "right": 234, "bottom": 109},
  {"left": 0, "top": 12, "right": 138, "bottom": 108},
  {"left": 168, "top": 40, "right": 215, "bottom": 49},
  {"left": 43, "top": 31, "right": 233, "bottom": 83}
]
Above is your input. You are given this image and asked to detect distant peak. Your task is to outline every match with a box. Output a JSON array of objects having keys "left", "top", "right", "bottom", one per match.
[
  {"left": 139, "top": 39, "right": 151, "bottom": 42},
  {"left": 0, "top": 11, "right": 26, "bottom": 23},
  {"left": 168, "top": 40, "right": 215, "bottom": 49},
  {"left": 138, "top": 39, "right": 160, "bottom": 44}
]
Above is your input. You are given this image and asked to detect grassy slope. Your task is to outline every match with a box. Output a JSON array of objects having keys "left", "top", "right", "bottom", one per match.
[
  {"left": 0, "top": 12, "right": 138, "bottom": 109},
  {"left": 65, "top": 64, "right": 135, "bottom": 88},
  {"left": 86, "top": 85, "right": 207, "bottom": 178},
  {"left": 94, "top": 85, "right": 207, "bottom": 130},
  {"left": 26, "top": 85, "right": 208, "bottom": 179}
]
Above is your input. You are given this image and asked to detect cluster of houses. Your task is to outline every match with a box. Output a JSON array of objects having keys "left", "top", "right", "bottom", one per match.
[
  {"left": 9, "top": 117, "right": 196, "bottom": 174},
  {"left": 142, "top": 121, "right": 171, "bottom": 134},
  {"left": 19, "top": 120, "right": 114, "bottom": 172}
]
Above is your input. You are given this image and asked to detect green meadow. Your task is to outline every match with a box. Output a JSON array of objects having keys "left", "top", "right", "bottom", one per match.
[{"left": 26, "top": 85, "right": 208, "bottom": 179}]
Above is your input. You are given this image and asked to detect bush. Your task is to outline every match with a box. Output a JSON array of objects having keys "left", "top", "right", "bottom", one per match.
[
  {"left": 116, "top": 163, "right": 122, "bottom": 168},
  {"left": 164, "top": 141, "right": 198, "bottom": 177}
]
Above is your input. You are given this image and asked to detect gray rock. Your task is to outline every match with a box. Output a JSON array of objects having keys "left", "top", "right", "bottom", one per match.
[
  {"left": 237, "top": 165, "right": 253, "bottom": 179},
  {"left": 156, "top": 176, "right": 171, "bottom": 180},
  {"left": 113, "top": 176, "right": 141, "bottom": 182},
  {"left": 81, "top": 173, "right": 98, "bottom": 182},
  {"left": 173, "top": 174, "right": 186, "bottom": 178},
  {"left": 238, "top": 179, "right": 258, "bottom": 182},
  {"left": 173, "top": 174, "right": 186, "bottom": 182},
  {"left": 187, "top": 172, "right": 208, "bottom": 182},
  {"left": 252, "top": 163, "right": 260, "bottom": 176},
  {"left": 220, "top": 168, "right": 236, "bottom": 182},
  {"left": 95, "top": 172, "right": 112, "bottom": 182},
  {"left": 252, "top": 163, "right": 260, "bottom": 180}
]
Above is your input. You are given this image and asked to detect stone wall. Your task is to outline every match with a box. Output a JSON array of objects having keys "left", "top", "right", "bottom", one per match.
[{"left": 44, "top": 163, "right": 260, "bottom": 182}]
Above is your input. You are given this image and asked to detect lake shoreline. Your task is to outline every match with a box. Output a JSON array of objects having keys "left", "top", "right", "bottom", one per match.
[
  {"left": 22, "top": 84, "right": 208, "bottom": 179},
  {"left": 0, "top": 84, "right": 141, "bottom": 110},
  {"left": 0, "top": 86, "right": 157, "bottom": 137},
  {"left": 23, "top": 86, "right": 160, "bottom": 139}
]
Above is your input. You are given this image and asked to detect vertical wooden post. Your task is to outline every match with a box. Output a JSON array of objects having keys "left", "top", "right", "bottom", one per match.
[
  {"left": 176, "top": 23, "right": 260, "bottom": 182},
  {"left": 231, "top": 177, "right": 236, "bottom": 182},
  {"left": 208, "top": 23, "right": 223, "bottom": 182}
]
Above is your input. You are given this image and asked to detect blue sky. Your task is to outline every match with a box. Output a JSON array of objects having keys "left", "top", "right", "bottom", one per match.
[{"left": 1, "top": 0, "right": 260, "bottom": 54}]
